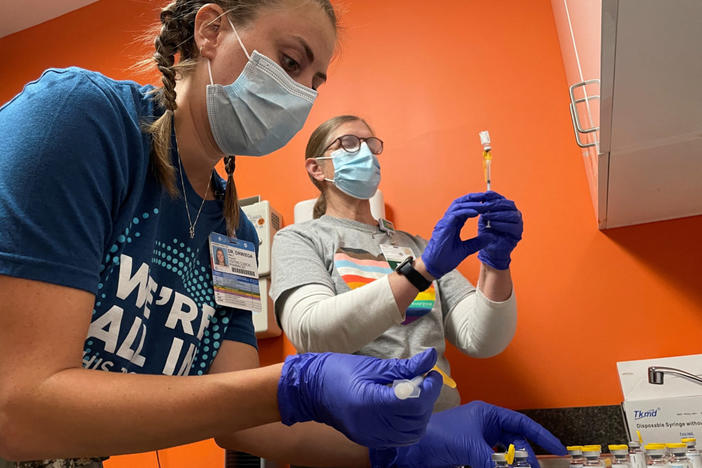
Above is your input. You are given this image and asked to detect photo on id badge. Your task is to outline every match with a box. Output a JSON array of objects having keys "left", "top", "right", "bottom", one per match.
[{"left": 213, "top": 246, "right": 230, "bottom": 270}]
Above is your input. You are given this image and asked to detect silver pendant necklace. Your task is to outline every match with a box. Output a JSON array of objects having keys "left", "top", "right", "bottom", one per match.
[{"left": 176, "top": 149, "right": 211, "bottom": 239}]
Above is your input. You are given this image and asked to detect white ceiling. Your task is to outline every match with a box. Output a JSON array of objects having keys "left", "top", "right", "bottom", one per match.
[{"left": 0, "top": 0, "right": 99, "bottom": 39}]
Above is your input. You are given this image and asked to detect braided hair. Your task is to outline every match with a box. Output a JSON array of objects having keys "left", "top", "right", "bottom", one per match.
[{"left": 145, "top": 0, "right": 337, "bottom": 236}]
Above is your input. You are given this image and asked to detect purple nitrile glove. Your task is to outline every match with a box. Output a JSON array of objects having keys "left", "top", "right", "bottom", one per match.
[
  {"left": 278, "top": 348, "right": 443, "bottom": 448},
  {"left": 421, "top": 192, "right": 500, "bottom": 279},
  {"left": 370, "top": 400, "right": 566, "bottom": 468},
  {"left": 477, "top": 191, "right": 523, "bottom": 270}
]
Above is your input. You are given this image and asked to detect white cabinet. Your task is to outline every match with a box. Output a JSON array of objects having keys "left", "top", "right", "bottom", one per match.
[
  {"left": 552, "top": 0, "right": 702, "bottom": 229},
  {"left": 240, "top": 196, "right": 282, "bottom": 339},
  {"left": 552, "top": 0, "right": 603, "bottom": 219}
]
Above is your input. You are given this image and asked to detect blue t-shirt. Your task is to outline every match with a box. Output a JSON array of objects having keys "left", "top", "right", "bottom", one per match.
[{"left": 0, "top": 67, "right": 258, "bottom": 376}]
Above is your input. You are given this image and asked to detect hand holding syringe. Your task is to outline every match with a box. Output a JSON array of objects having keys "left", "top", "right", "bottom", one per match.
[{"left": 393, "top": 365, "right": 457, "bottom": 399}]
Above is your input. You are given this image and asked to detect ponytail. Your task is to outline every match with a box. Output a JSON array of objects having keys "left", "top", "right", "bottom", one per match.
[
  {"left": 223, "top": 156, "right": 240, "bottom": 236},
  {"left": 313, "top": 192, "right": 327, "bottom": 219}
]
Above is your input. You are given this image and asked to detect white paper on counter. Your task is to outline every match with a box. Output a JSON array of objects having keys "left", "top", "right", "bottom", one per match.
[{"left": 617, "top": 354, "right": 702, "bottom": 401}]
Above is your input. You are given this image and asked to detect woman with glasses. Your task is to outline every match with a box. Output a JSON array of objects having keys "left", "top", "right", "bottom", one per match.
[
  {"left": 267, "top": 116, "right": 564, "bottom": 468},
  {"left": 270, "top": 114, "right": 524, "bottom": 412}
]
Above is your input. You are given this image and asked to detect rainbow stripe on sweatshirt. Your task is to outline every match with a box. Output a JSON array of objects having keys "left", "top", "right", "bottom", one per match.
[{"left": 334, "top": 247, "right": 435, "bottom": 325}]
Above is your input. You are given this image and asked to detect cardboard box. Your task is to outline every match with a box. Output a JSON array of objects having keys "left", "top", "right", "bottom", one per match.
[
  {"left": 617, "top": 354, "right": 702, "bottom": 443},
  {"left": 621, "top": 395, "right": 702, "bottom": 443}
]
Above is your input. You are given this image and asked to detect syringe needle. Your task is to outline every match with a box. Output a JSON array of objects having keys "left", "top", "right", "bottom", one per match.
[{"left": 479, "top": 130, "right": 493, "bottom": 228}]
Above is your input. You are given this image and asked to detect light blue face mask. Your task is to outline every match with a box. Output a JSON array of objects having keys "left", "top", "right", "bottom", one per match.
[
  {"left": 206, "top": 18, "right": 318, "bottom": 156},
  {"left": 317, "top": 142, "right": 381, "bottom": 200}
]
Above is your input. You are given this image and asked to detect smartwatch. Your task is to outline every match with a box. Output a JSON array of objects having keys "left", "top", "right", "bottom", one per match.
[{"left": 395, "top": 256, "right": 432, "bottom": 291}]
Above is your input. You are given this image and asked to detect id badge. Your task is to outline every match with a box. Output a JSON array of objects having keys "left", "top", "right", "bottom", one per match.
[
  {"left": 379, "top": 244, "right": 414, "bottom": 270},
  {"left": 209, "top": 233, "right": 261, "bottom": 313},
  {"left": 378, "top": 217, "right": 395, "bottom": 236}
]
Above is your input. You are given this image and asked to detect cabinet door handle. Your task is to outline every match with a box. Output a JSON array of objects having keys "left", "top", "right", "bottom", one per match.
[
  {"left": 568, "top": 79, "right": 600, "bottom": 148},
  {"left": 569, "top": 102, "right": 597, "bottom": 148}
]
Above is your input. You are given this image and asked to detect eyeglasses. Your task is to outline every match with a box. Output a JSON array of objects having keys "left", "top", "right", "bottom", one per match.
[{"left": 322, "top": 134, "right": 384, "bottom": 156}]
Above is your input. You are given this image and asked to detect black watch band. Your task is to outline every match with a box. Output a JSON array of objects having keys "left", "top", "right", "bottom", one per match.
[{"left": 395, "top": 256, "right": 432, "bottom": 291}]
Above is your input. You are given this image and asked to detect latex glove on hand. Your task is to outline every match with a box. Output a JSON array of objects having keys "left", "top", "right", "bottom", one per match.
[
  {"left": 477, "top": 191, "right": 523, "bottom": 270},
  {"left": 421, "top": 192, "right": 501, "bottom": 279},
  {"left": 370, "top": 400, "right": 566, "bottom": 468},
  {"left": 278, "top": 348, "right": 443, "bottom": 448}
]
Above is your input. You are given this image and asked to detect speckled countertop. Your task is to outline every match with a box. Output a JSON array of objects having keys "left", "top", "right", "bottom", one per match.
[{"left": 520, "top": 405, "right": 629, "bottom": 454}]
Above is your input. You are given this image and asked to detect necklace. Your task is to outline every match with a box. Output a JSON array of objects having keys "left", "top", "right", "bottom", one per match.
[{"left": 176, "top": 151, "right": 211, "bottom": 239}]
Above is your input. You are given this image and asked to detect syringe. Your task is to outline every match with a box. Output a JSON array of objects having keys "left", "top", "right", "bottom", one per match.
[
  {"left": 393, "top": 365, "right": 457, "bottom": 399},
  {"left": 479, "top": 130, "right": 492, "bottom": 190},
  {"left": 479, "top": 130, "right": 492, "bottom": 228},
  {"left": 393, "top": 375, "right": 424, "bottom": 400}
]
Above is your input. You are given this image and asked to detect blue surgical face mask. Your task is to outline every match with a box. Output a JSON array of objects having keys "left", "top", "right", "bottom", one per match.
[
  {"left": 206, "top": 18, "right": 318, "bottom": 156},
  {"left": 317, "top": 142, "right": 381, "bottom": 199}
]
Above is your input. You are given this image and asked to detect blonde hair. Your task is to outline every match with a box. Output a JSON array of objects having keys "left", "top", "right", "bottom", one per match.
[
  {"left": 304, "top": 115, "right": 373, "bottom": 219},
  {"left": 145, "top": 0, "right": 337, "bottom": 235}
]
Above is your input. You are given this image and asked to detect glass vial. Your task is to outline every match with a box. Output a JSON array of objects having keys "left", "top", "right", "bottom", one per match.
[
  {"left": 682, "top": 439, "right": 702, "bottom": 468},
  {"left": 493, "top": 452, "right": 511, "bottom": 468},
  {"left": 581, "top": 445, "right": 605, "bottom": 468},
  {"left": 568, "top": 446, "right": 585, "bottom": 468},
  {"left": 610, "top": 445, "right": 633, "bottom": 468},
  {"left": 514, "top": 449, "right": 531, "bottom": 468},
  {"left": 645, "top": 444, "right": 669, "bottom": 468},
  {"left": 669, "top": 443, "right": 692, "bottom": 468}
]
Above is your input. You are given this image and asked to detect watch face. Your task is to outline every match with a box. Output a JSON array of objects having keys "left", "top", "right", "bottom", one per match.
[{"left": 396, "top": 256, "right": 429, "bottom": 291}]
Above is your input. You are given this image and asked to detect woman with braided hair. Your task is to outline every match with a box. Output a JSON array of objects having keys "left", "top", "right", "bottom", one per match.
[{"left": 0, "top": 1, "right": 450, "bottom": 467}]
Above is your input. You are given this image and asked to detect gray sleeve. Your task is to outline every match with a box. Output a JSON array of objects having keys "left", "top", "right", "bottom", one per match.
[
  {"left": 269, "top": 225, "right": 335, "bottom": 306},
  {"left": 437, "top": 269, "right": 476, "bottom": 317},
  {"left": 278, "top": 278, "right": 403, "bottom": 353},
  {"left": 411, "top": 234, "right": 515, "bottom": 358},
  {"left": 444, "top": 288, "right": 517, "bottom": 358}
]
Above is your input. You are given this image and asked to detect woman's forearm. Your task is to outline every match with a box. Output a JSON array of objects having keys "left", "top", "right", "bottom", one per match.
[
  {"left": 1, "top": 364, "right": 282, "bottom": 461},
  {"left": 477, "top": 262, "right": 513, "bottom": 301},
  {"left": 216, "top": 421, "right": 371, "bottom": 467}
]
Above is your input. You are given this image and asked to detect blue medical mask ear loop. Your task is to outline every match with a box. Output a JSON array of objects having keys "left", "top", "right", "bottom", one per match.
[
  {"left": 228, "top": 17, "right": 252, "bottom": 61},
  {"left": 479, "top": 130, "right": 493, "bottom": 228},
  {"left": 204, "top": 16, "right": 251, "bottom": 86}
]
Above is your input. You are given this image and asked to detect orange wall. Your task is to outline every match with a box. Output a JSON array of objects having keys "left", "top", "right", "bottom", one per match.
[{"left": 2, "top": 0, "right": 702, "bottom": 466}]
